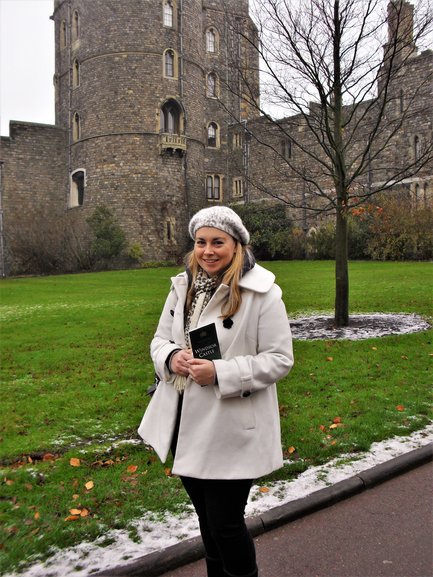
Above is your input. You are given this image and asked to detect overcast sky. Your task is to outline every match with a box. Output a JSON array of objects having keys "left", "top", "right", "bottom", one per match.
[{"left": 0, "top": 0, "right": 55, "bottom": 136}]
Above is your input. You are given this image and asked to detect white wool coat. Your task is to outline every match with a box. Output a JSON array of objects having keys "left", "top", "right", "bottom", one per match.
[{"left": 138, "top": 263, "right": 294, "bottom": 479}]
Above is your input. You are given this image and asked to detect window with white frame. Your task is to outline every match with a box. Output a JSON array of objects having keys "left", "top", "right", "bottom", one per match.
[
  {"left": 160, "top": 99, "right": 182, "bottom": 134},
  {"left": 207, "top": 122, "right": 218, "bottom": 147},
  {"left": 206, "top": 175, "right": 221, "bottom": 200},
  {"left": 207, "top": 72, "right": 217, "bottom": 97},
  {"left": 72, "top": 59, "right": 80, "bottom": 88},
  {"left": 163, "top": 0, "right": 173, "bottom": 27},
  {"left": 232, "top": 177, "right": 243, "bottom": 198},
  {"left": 70, "top": 170, "right": 85, "bottom": 208},
  {"left": 72, "top": 10, "right": 80, "bottom": 43},
  {"left": 72, "top": 112, "right": 80, "bottom": 141},
  {"left": 206, "top": 28, "right": 218, "bottom": 53}
]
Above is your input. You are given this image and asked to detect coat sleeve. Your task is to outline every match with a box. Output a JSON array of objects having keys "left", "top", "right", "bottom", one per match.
[
  {"left": 150, "top": 287, "right": 183, "bottom": 382},
  {"left": 213, "top": 284, "right": 294, "bottom": 399}
]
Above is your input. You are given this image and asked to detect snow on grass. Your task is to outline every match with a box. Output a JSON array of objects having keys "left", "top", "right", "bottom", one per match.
[{"left": 4, "top": 424, "right": 432, "bottom": 577}]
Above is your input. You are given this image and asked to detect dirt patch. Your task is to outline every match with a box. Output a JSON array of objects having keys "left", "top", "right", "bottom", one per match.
[{"left": 290, "top": 313, "right": 431, "bottom": 340}]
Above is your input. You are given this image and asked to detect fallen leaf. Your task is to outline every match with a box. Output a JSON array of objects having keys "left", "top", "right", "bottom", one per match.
[
  {"left": 319, "top": 425, "right": 326, "bottom": 432},
  {"left": 326, "top": 356, "right": 333, "bottom": 361},
  {"left": 65, "top": 515, "right": 80, "bottom": 521},
  {"left": 34, "top": 512, "right": 40, "bottom": 521},
  {"left": 69, "top": 508, "right": 82, "bottom": 515},
  {"left": 259, "top": 487, "right": 269, "bottom": 493},
  {"left": 80, "top": 508, "right": 90, "bottom": 517},
  {"left": 333, "top": 417, "right": 342, "bottom": 424},
  {"left": 164, "top": 468, "right": 172, "bottom": 477},
  {"left": 371, "top": 346, "right": 377, "bottom": 350},
  {"left": 5, "top": 479, "right": 14, "bottom": 486},
  {"left": 396, "top": 405, "right": 405, "bottom": 411},
  {"left": 70, "top": 458, "right": 81, "bottom": 467},
  {"left": 85, "top": 481, "right": 94, "bottom": 491},
  {"left": 72, "top": 494, "right": 79, "bottom": 501},
  {"left": 401, "top": 355, "right": 408, "bottom": 360},
  {"left": 288, "top": 446, "right": 296, "bottom": 454},
  {"left": 42, "top": 453, "right": 56, "bottom": 461},
  {"left": 329, "top": 423, "right": 338, "bottom": 429},
  {"left": 127, "top": 465, "right": 138, "bottom": 474}
]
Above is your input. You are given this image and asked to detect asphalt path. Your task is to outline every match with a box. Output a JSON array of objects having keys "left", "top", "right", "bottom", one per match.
[{"left": 161, "top": 461, "right": 432, "bottom": 577}]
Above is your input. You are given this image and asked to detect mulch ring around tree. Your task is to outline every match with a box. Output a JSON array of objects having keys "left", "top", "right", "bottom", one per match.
[{"left": 290, "top": 313, "right": 431, "bottom": 340}]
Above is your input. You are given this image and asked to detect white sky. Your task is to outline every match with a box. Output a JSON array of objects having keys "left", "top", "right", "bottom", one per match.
[{"left": 0, "top": 0, "right": 55, "bottom": 136}]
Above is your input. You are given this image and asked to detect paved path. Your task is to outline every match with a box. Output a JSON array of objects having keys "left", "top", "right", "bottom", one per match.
[{"left": 161, "top": 461, "right": 432, "bottom": 577}]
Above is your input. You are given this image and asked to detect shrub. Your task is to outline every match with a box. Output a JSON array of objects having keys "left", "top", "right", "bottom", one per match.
[{"left": 86, "top": 206, "right": 126, "bottom": 265}]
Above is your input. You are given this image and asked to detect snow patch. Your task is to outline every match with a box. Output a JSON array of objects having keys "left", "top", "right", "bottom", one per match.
[{"left": 4, "top": 425, "right": 432, "bottom": 577}]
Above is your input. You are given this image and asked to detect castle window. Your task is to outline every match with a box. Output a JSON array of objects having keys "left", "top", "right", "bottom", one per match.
[
  {"left": 281, "top": 138, "right": 292, "bottom": 159},
  {"left": 232, "top": 133, "right": 242, "bottom": 148},
  {"left": 60, "top": 20, "right": 67, "bottom": 49},
  {"left": 206, "top": 175, "right": 221, "bottom": 200},
  {"left": 163, "top": 48, "right": 178, "bottom": 78},
  {"left": 72, "top": 59, "right": 80, "bottom": 88},
  {"left": 232, "top": 177, "right": 244, "bottom": 198},
  {"left": 70, "top": 170, "right": 85, "bottom": 208},
  {"left": 399, "top": 89, "right": 404, "bottom": 114},
  {"left": 206, "top": 28, "right": 218, "bottom": 53},
  {"left": 160, "top": 99, "right": 181, "bottom": 134},
  {"left": 207, "top": 72, "right": 217, "bottom": 97},
  {"left": 207, "top": 122, "right": 219, "bottom": 147},
  {"left": 163, "top": 0, "right": 174, "bottom": 27},
  {"left": 72, "top": 112, "right": 80, "bottom": 141},
  {"left": 164, "top": 218, "right": 176, "bottom": 243},
  {"left": 72, "top": 10, "right": 80, "bottom": 43},
  {"left": 414, "top": 135, "right": 421, "bottom": 161}
]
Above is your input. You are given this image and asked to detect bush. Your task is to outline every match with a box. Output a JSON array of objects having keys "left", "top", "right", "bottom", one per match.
[
  {"left": 86, "top": 206, "right": 126, "bottom": 265},
  {"left": 232, "top": 202, "right": 293, "bottom": 259}
]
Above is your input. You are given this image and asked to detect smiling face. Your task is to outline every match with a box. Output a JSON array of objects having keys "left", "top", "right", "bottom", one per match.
[{"left": 194, "top": 227, "right": 237, "bottom": 276}]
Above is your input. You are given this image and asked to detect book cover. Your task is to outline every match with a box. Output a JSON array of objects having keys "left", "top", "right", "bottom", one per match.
[{"left": 189, "top": 323, "right": 222, "bottom": 360}]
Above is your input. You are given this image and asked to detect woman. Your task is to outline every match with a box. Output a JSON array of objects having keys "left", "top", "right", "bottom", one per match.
[{"left": 138, "top": 206, "right": 294, "bottom": 577}]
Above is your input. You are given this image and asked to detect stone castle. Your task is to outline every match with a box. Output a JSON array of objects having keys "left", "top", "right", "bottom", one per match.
[{"left": 0, "top": 0, "right": 431, "bottom": 274}]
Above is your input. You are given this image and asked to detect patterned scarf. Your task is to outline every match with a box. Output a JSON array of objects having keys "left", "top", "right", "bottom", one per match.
[
  {"left": 184, "top": 270, "right": 219, "bottom": 346},
  {"left": 173, "top": 270, "right": 219, "bottom": 392}
]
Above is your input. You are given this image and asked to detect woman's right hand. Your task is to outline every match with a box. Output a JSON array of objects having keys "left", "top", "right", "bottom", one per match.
[{"left": 170, "top": 349, "right": 193, "bottom": 377}]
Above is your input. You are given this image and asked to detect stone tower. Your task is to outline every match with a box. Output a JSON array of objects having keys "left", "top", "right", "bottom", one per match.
[{"left": 52, "top": 0, "right": 260, "bottom": 262}]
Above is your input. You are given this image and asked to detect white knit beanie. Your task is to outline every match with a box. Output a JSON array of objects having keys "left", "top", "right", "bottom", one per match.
[{"left": 189, "top": 206, "right": 250, "bottom": 245}]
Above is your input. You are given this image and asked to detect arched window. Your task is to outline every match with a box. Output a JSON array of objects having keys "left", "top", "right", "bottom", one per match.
[
  {"left": 70, "top": 170, "right": 85, "bottom": 208},
  {"left": 414, "top": 183, "right": 420, "bottom": 209},
  {"left": 60, "top": 20, "right": 67, "bottom": 49},
  {"left": 163, "top": 49, "right": 178, "bottom": 78},
  {"left": 414, "top": 135, "right": 421, "bottom": 161},
  {"left": 206, "top": 28, "right": 218, "bottom": 53},
  {"left": 160, "top": 100, "right": 182, "bottom": 134},
  {"left": 207, "top": 122, "right": 218, "bottom": 147},
  {"left": 72, "top": 112, "right": 80, "bottom": 141},
  {"left": 72, "top": 10, "right": 80, "bottom": 43},
  {"left": 206, "top": 175, "right": 221, "bottom": 200},
  {"left": 72, "top": 59, "right": 80, "bottom": 88},
  {"left": 207, "top": 72, "right": 217, "bottom": 97},
  {"left": 163, "top": 0, "right": 174, "bottom": 27}
]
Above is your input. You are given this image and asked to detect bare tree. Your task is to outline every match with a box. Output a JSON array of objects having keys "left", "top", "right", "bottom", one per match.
[{"left": 224, "top": 0, "right": 433, "bottom": 326}]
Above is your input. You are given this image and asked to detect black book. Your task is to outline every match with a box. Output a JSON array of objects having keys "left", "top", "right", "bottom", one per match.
[{"left": 189, "top": 323, "right": 222, "bottom": 360}]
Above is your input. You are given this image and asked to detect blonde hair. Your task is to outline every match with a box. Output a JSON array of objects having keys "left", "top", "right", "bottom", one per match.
[{"left": 186, "top": 243, "right": 246, "bottom": 319}]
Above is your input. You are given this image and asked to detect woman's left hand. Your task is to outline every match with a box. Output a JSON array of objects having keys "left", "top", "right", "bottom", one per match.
[{"left": 187, "top": 359, "right": 216, "bottom": 386}]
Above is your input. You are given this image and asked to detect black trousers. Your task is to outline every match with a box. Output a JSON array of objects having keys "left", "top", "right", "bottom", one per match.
[{"left": 180, "top": 475, "right": 257, "bottom": 576}]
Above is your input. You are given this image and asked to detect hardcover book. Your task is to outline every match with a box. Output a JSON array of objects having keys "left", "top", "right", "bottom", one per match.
[{"left": 189, "top": 323, "right": 222, "bottom": 360}]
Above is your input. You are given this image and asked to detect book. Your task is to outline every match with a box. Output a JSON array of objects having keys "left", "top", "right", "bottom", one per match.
[{"left": 189, "top": 323, "right": 222, "bottom": 360}]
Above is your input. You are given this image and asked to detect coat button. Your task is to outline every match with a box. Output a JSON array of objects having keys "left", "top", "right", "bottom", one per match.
[{"left": 242, "top": 391, "right": 251, "bottom": 397}]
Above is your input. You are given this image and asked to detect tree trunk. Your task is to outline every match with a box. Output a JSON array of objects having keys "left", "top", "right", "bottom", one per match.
[{"left": 335, "top": 201, "right": 349, "bottom": 327}]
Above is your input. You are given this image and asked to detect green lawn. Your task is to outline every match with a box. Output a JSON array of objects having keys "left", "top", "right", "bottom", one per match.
[{"left": 0, "top": 261, "right": 432, "bottom": 573}]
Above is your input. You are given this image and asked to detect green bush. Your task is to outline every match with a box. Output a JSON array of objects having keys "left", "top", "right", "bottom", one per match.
[
  {"left": 232, "top": 202, "right": 293, "bottom": 259},
  {"left": 86, "top": 206, "right": 126, "bottom": 265}
]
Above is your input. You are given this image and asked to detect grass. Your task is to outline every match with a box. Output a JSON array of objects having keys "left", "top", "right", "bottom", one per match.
[{"left": 0, "top": 261, "right": 432, "bottom": 574}]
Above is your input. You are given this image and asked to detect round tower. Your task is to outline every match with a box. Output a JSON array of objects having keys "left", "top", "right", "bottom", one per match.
[{"left": 52, "top": 0, "right": 258, "bottom": 262}]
